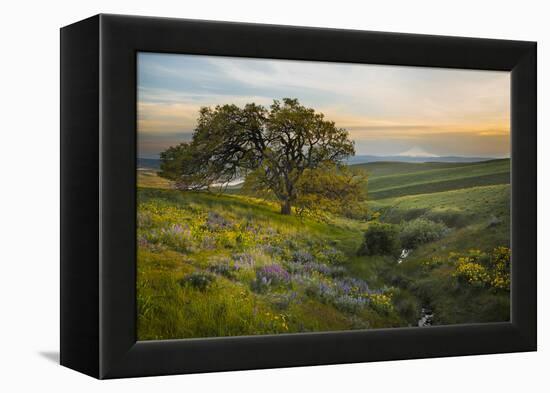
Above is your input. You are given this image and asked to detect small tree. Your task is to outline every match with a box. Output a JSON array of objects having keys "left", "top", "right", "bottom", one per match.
[
  {"left": 160, "top": 98, "right": 355, "bottom": 214},
  {"left": 294, "top": 163, "right": 368, "bottom": 218}
]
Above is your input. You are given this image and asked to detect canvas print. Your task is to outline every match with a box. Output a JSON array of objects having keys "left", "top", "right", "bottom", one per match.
[{"left": 136, "top": 53, "right": 511, "bottom": 340}]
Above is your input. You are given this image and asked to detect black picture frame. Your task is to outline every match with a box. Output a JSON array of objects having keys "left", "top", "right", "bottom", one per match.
[{"left": 60, "top": 14, "right": 537, "bottom": 379}]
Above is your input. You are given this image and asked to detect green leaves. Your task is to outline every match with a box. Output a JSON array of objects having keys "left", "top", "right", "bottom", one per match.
[
  {"left": 294, "top": 163, "right": 368, "bottom": 218},
  {"left": 159, "top": 98, "right": 358, "bottom": 214}
]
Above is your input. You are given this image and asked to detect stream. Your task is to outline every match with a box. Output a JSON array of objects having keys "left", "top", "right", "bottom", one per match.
[
  {"left": 397, "top": 248, "right": 410, "bottom": 264},
  {"left": 417, "top": 307, "right": 434, "bottom": 327},
  {"left": 395, "top": 249, "right": 436, "bottom": 327}
]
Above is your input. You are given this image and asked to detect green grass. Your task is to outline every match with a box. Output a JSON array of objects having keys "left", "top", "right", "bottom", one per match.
[
  {"left": 359, "top": 184, "right": 511, "bottom": 325},
  {"left": 347, "top": 158, "right": 512, "bottom": 325},
  {"left": 370, "top": 184, "right": 510, "bottom": 228},
  {"left": 356, "top": 159, "right": 509, "bottom": 199},
  {"left": 137, "top": 157, "right": 511, "bottom": 337},
  {"left": 352, "top": 160, "right": 489, "bottom": 177},
  {"left": 137, "top": 187, "right": 406, "bottom": 340}
]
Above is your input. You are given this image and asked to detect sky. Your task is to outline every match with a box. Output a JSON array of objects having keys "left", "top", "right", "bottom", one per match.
[{"left": 137, "top": 52, "right": 510, "bottom": 159}]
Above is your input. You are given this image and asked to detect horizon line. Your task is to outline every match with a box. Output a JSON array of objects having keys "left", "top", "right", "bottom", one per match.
[{"left": 137, "top": 154, "right": 511, "bottom": 160}]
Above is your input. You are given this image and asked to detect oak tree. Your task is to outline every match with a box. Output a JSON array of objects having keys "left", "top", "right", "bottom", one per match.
[{"left": 160, "top": 98, "right": 355, "bottom": 215}]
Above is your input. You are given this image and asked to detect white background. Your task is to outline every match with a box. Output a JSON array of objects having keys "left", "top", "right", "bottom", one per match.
[{"left": 0, "top": 0, "right": 547, "bottom": 390}]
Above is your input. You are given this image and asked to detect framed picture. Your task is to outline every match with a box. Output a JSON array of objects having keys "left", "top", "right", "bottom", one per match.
[{"left": 60, "top": 14, "right": 536, "bottom": 379}]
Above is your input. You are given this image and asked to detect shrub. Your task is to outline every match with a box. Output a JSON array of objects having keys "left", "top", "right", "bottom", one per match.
[
  {"left": 454, "top": 258, "right": 490, "bottom": 287},
  {"left": 294, "top": 163, "right": 368, "bottom": 219},
  {"left": 315, "top": 246, "right": 346, "bottom": 265},
  {"left": 179, "top": 271, "right": 216, "bottom": 291},
  {"left": 399, "top": 218, "right": 449, "bottom": 249},
  {"left": 357, "top": 222, "right": 399, "bottom": 256}
]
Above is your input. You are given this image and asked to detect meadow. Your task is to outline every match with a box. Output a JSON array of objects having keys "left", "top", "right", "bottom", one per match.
[
  {"left": 136, "top": 158, "right": 511, "bottom": 340},
  {"left": 357, "top": 159, "right": 510, "bottom": 199}
]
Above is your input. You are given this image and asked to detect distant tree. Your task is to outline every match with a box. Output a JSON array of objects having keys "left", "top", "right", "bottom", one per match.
[{"left": 160, "top": 98, "right": 356, "bottom": 214}]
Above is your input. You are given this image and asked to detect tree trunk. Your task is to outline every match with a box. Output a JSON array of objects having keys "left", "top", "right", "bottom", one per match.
[{"left": 280, "top": 200, "right": 292, "bottom": 215}]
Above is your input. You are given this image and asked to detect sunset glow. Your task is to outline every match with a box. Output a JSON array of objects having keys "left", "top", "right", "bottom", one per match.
[{"left": 138, "top": 53, "right": 510, "bottom": 158}]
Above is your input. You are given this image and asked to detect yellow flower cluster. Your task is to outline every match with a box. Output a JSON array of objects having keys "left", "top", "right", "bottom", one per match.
[
  {"left": 454, "top": 258, "right": 491, "bottom": 286},
  {"left": 452, "top": 247, "right": 511, "bottom": 291},
  {"left": 490, "top": 247, "right": 511, "bottom": 290},
  {"left": 368, "top": 293, "right": 394, "bottom": 312},
  {"left": 491, "top": 275, "right": 509, "bottom": 290}
]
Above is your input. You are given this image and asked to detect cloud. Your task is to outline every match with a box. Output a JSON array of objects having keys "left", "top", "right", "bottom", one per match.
[{"left": 137, "top": 53, "right": 510, "bottom": 157}]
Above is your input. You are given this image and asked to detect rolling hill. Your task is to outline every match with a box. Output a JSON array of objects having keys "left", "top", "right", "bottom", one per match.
[
  {"left": 345, "top": 154, "right": 496, "bottom": 165},
  {"left": 353, "top": 159, "right": 510, "bottom": 200},
  {"left": 141, "top": 155, "right": 498, "bottom": 170},
  {"left": 137, "top": 154, "right": 511, "bottom": 332}
]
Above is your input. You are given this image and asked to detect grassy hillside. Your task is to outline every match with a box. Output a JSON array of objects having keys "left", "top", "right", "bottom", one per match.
[
  {"left": 355, "top": 159, "right": 510, "bottom": 199},
  {"left": 361, "top": 183, "right": 510, "bottom": 324},
  {"left": 353, "top": 160, "right": 482, "bottom": 177},
  {"left": 137, "top": 156, "right": 511, "bottom": 337},
  {"left": 136, "top": 188, "right": 411, "bottom": 340},
  {"left": 370, "top": 184, "right": 510, "bottom": 228}
]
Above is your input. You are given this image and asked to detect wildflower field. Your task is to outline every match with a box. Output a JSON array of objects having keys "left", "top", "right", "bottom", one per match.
[{"left": 137, "top": 159, "right": 511, "bottom": 340}]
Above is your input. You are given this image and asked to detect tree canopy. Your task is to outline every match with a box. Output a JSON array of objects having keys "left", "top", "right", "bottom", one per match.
[{"left": 160, "top": 98, "right": 359, "bottom": 215}]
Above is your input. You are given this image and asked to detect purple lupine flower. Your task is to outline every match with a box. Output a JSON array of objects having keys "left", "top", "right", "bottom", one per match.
[
  {"left": 292, "top": 250, "right": 315, "bottom": 264},
  {"left": 256, "top": 264, "right": 291, "bottom": 285},
  {"left": 337, "top": 280, "right": 353, "bottom": 295},
  {"left": 317, "top": 282, "right": 335, "bottom": 298}
]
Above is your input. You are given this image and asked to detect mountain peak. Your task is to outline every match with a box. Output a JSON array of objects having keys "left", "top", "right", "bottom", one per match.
[{"left": 397, "top": 147, "right": 439, "bottom": 157}]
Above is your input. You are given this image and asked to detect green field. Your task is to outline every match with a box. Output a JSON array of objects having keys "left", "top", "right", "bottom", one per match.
[
  {"left": 137, "top": 158, "right": 511, "bottom": 340},
  {"left": 355, "top": 159, "right": 510, "bottom": 199}
]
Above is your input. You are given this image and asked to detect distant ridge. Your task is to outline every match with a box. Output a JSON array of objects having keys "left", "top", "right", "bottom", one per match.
[
  {"left": 397, "top": 146, "right": 439, "bottom": 158},
  {"left": 138, "top": 156, "right": 503, "bottom": 170},
  {"left": 138, "top": 158, "right": 161, "bottom": 170},
  {"left": 345, "top": 155, "right": 500, "bottom": 165}
]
